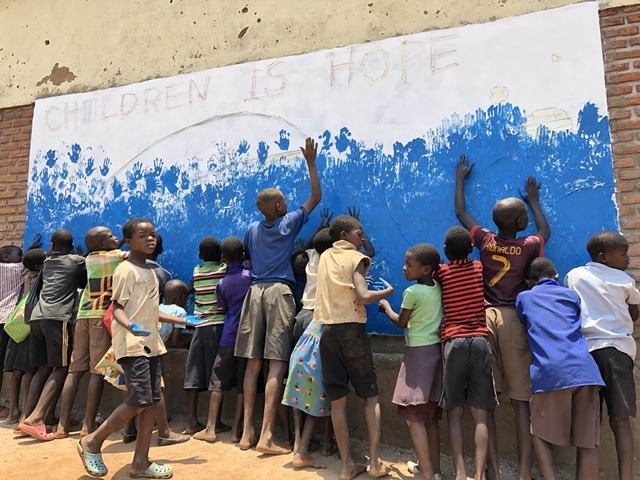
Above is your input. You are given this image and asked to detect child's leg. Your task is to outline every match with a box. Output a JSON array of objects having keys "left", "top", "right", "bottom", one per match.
[
  {"left": 232, "top": 393, "right": 244, "bottom": 443},
  {"left": 406, "top": 419, "right": 435, "bottom": 480},
  {"left": 155, "top": 390, "right": 188, "bottom": 444},
  {"left": 22, "top": 365, "right": 52, "bottom": 418},
  {"left": 331, "top": 396, "right": 366, "bottom": 480},
  {"left": 22, "top": 365, "right": 68, "bottom": 426},
  {"left": 278, "top": 403, "right": 293, "bottom": 446},
  {"left": 185, "top": 389, "right": 203, "bottom": 434},
  {"left": 426, "top": 418, "right": 440, "bottom": 475},
  {"left": 81, "top": 373, "right": 105, "bottom": 435},
  {"left": 292, "top": 414, "right": 324, "bottom": 469},
  {"left": 322, "top": 416, "right": 334, "bottom": 456},
  {"left": 256, "top": 359, "right": 291, "bottom": 454},
  {"left": 447, "top": 406, "right": 466, "bottom": 479},
  {"left": 576, "top": 447, "right": 598, "bottom": 480},
  {"left": 7, "top": 370, "right": 25, "bottom": 423},
  {"left": 130, "top": 405, "right": 156, "bottom": 476},
  {"left": 486, "top": 409, "right": 501, "bottom": 480},
  {"left": 193, "top": 389, "right": 223, "bottom": 442},
  {"left": 239, "top": 357, "right": 261, "bottom": 450},
  {"left": 18, "top": 369, "right": 35, "bottom": 422},
  {"left": 511, "top": 399, "right": 533, "bottom": 480},
  {"left": 81, "top": 402, "right": 143, "bottom": 456},
  {"left": 531, "top": 435, "right": 555, "bottom": 480},
  {"left": 56, "top": 370, "right": 84, "bottom": 435},
  {"left": 364, "top": 395, "right": 389, "bottom": 477},
  {"left": 610, "top": 416, "right": 633, "bottom": 480},
  {"left": 469, "top": 407, "right": 490, "bottom": 480},
  {"left": 293, "top": 408, "right": 303, "bottom": 453}
]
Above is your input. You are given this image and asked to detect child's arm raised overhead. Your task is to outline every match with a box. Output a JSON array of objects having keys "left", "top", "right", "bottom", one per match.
[
  {"left": 454, "top": 154, "right": 479, "bottom": 231},
  {"left": 378, "top": 299, "right": 411, "bottom": 329},
  {"left": 523, "top": 176, "right": 551, "bottom": 242},
  {"left": 353, "top": 260, "right": 393, "bottom": 304},
  {"left": 300, "top": 137, "right": 322, "bottom": 215}
]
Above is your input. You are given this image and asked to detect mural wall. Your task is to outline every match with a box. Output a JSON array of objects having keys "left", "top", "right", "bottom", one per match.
[{"left": 26, "top": 3, "right": 617, "bottom": 333}]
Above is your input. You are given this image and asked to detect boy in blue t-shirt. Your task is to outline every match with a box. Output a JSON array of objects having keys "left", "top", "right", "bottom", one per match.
[
  {"left": 234, "top": 137, "right": 321, "bottom": 455},
  {"left": 516, "top": 258, "right": 603, "bottom": 480}
]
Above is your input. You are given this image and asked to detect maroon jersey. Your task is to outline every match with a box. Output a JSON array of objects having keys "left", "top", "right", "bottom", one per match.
[{"left": 471, "top": 225, "right": 544, "bottom": 306}]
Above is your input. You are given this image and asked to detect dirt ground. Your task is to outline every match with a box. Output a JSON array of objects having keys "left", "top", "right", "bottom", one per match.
[{"left": 0, "top": 415, "right": 534, "bottom": 480}]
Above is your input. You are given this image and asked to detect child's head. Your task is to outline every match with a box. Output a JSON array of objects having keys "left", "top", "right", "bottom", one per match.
[
  {"left": 198, "top": 236, "right": 222, "bottom": 262},
  {"left": 256, "top": 188, "right": 287, "bottom": 219},
  {"left": 148, "top": 233, "right": 164, "bottom": 261},
  {"left": 313, "top": 228, "right": 333, "bottom": 254},
  {"left": 444, "top": 226, "right": 473, "bottom": 261},
  {"left": 586, "top": 231, "right": 630, "bottom": 271},
  {"left": 329, "top": 215, "right": 363, "bottom": 249},
  {"left": 85, "top": 226, "right": 119, "bottom": 253},
  {"left": 221, "top": 236, "right": 244, "bottom": 265},
  {"left": 0, "top": 245, "right": 23, "bottom": 264},
  {"left": 51, "top": 229, "right": 74, "bottom": 254},
  {"left": 163, "top": 279, "right": 188, "bottom": 307},
  {"left": 525, "top": 257, "right": 558, "bottom": 287},
  {"left": 492, "top": 197, "right": 528, "bottom": 233},
  {"left": 291, "top": 250, "right": 309, "bottom": 277},
  {"left": 122, "top": 218, "right": 156, "bottom": 256},
  {"left": 22, "top": 248, "right": 47, "bottom": 272},
  {"left": 404, "top": 243, "right": 441, "bottom": 282}
]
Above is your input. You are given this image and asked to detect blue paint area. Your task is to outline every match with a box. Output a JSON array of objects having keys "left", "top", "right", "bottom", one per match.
[
  {"left": 274, "top": 129, "right": 290, "bottom": 151},
  {"left": 25, "top": 102, "right": 618, "bottom": 334}
]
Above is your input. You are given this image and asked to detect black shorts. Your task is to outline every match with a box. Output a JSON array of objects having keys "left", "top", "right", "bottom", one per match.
[
  {"left": 29, "top": 319, "right": 72, "bottom": 368},
  {"left": 320, "top": 323, "right": 378, "bottom": 402},
  {"left": 4, "top": 337, "right": 32, "bottom": 373},
  {"left": 591, "top": 347, "right": 636, "bottom": 418},
  {"left": 440, "top": 336, "right": 498, "bottom": 410},
  {"left": 209, "top": 346, "right": 247, "bottom": 393},
  {"left": 183, "top": 324, "right": 223, "bottom": 391},
  {"left": 0, "top": 325, "right": 10, "bottom": 370},
  {"left": 120, "top": 355, "right": 163, "bottom": 407}
]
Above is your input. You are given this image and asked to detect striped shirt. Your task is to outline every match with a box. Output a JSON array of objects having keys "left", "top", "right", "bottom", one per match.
[
  {"left": 434, "top": 259, "right": 487, "bottom": 342},
  {"left": 0, "top": 263, "right": 27, "bottom": 324},
  {"left": 77, "top": 250, "right": 128, "bottom": 319},
  {"left": 193, "top": 261, "right": 227, "bottom": 327}
]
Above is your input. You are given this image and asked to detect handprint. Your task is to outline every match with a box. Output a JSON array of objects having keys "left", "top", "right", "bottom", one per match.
[
  {"left": 180, "top": 171, "right": 190, "bottom": 190},
  {"left": 257, "top": 141, "right": 269, "bottom": 163},
  {"left": 68, "top": 143, "right": 81, "bottom": 163},
  {"left": 161, "top": 166, "right": 180, "bottom": 194},
  {"left": 126, "top": 162, "right": 143, "bottom": 189},
  {"left": 274, "top": 129, "right": 290, "bottom": 151},
  {"left": 100, "top": 158, "right": 111, "bottom": 176},
  {"left": 85, "top": 157, "right": 96, "bottom": 177},
  {"left": 153, "top": 158, "right": 163, "bottom": 176},
  {"left": 45, "top": 149, "right": 57, "bottom": 168},
  {"left": 237, "top": 140, "right": 250, "bottom": 155},
  {"left": 345, "top": 206, "right": 360, "bottom": 220},
  {"left": 319, "top": 207, "right": 333, "bottom": 228}
]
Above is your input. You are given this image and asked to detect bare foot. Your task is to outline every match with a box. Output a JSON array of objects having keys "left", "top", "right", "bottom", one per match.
[
  {"left": 255, "top": 439, "right": 292, "bottom": 455},
  {"left": 292, "top": 452, "right": 325, "bottom": 469},
  {"left": 368, "top": 461, "right": 391, "bottom": 478},
  {"left": 184, "top": 422, "right": 205, "bottom": 435},
  {"left": 6, "top": 411, "right": 21, "bottom": 424},
  {"left": 339, "top": 463, "right": 367, "bottom": 480},
  {"left": 238, "top": 432, "right": 258, "bottom": 450},
  {"left": 321, "top": 441, "right": 336, "bottom": 457},
  {"left": 215, "top": 422, "right": 231, "bottom": 433},
  {"left": 79, "top": 421, "right": 101, "bottom": 438},
  {"left": 193, "top": 429, "right": 217, "bottom": 443}
]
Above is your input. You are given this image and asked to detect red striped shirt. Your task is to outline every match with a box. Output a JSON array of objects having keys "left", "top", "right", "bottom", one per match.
[{"left": 434, "top": 259, "right": 487, "bottom": 342}]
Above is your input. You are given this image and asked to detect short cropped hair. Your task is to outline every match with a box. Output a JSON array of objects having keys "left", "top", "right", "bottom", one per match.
[
  {"left": 256, "top": 188, "right": 282, "bottom": 206},
  {"left": 122, "top": 218, "right": 153, "bottom": 239},
  {"left": 586, "top": 231, "right": 628, "bottom": 260},
  {"left": 51, "top": 229, "right": 74, "bottom": 249},
  {"left": 22, "top": 248, "right": 47, "bottom": 272},
  {"left": 313, "top": 228, "right": 334, "bottom": 254},
  {"left": 291, "top": 250, "right": 309, "bottom": 276},
  {"left": 0, "top": 245, "right": 21, "bottom": 259},
  {"left": 329, "top": 215, "right": 361, "bottom": 242},
  {"left": 525, "top": 257, "right": 557, "bottom": 283},
  {"left": 163, "top": 279, "right": 188, "bottom": 303},
  {"left": 408, "top": 243, "right": 441, "bottom": 269},
  {"left": 199, "top": 236, "right": 222, "bottom": 262},
  {"left": 153, "top": 233, "right": 164, "bottom": 255},
  {"left": 222, "top": 236, "right": 244, "bottom": 264},
  {"left": 444, "top": 226, "right": 472, "bottom": 259}
]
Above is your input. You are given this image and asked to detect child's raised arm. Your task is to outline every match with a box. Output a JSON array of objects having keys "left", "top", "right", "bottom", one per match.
[
  {"left": 353, "top": 261, "right": 393, "bottom": 304},
  {"left": 346, "top": 206, "right": 375, "bottom": 258},
  {"left": 378, "top": 299, "right": 411, "bottom": 329},
  {"left": 300, "top": 137, "right": 322, "bottom": 215},
  {"left": 454, "top": 154, "right": 478, "bottom": 231},
  {"left": 523, "top": 176, "right": 551, "bottom": 242}
]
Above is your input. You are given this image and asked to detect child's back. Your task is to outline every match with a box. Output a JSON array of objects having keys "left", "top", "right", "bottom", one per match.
[{"left": 0, "top": 246, "right": 27, "bottom": 326}]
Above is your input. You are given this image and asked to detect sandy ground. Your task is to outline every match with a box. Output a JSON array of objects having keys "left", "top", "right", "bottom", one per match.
[{"left": 0, "top": 416, "right": 534, "bottom": 480}]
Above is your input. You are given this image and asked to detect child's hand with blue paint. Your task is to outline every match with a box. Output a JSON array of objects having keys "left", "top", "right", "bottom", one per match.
[
  {"left": 129, "top": 322, "right": 151, "bottom": 336},
  {"left": 185, "top": 317, "right": 207, "bottom": 327},
  {"left": 367, "top": 276, "right": 390, "bottom": 292}
]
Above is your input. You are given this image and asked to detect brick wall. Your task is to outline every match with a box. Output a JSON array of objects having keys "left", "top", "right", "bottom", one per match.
[
  {"left": 601, "top": 6, "right": 640, "bottom": 276},
  {"left": 0, "top": 104, "right": 33, "bottom": 246}
]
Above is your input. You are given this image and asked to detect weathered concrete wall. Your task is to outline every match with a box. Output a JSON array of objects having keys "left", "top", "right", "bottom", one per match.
[{"left": 1, "top": 0, "right": 639, "bottom": 110}]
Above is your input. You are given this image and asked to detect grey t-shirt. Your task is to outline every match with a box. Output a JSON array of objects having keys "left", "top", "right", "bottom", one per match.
[{"left": 31, "top": 253, "right": 86, "bottom": 322}]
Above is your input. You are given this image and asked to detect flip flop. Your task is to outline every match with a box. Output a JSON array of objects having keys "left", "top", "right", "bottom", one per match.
[
  {"left": 18, "top": 423, "right": 55, "bottom": 441},
  {"left": 157, "top": 434, "right": 190, "bottom": 446},
  {"left": 77, "top": 441, "right": 108, "bottom": 477},
  {"left": 130, "top": 462, "right": 173, "bottom": 479}
]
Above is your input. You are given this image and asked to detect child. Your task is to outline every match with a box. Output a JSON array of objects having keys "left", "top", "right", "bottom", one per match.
[
  {"left": 56, "top": 226, "right": 125, "bottom": 439},
  {"left": 19, "top": 230, "right": 86, "bottom": 441},
  {"left": 234, "top": 136, "right": 321, "bottom": 454},
  {"left": 315, "top": 215, "right": 393, "bottom": 480},
  {"left": 77, "top": 218, "right": 193, "bottom": 478},
  {"left": 147, "top": 233, "right": 172, "bottom": 301},
  {"left": 159, "top": 279, "right": 188, "bottom": 347},
  {"left": 184, "top": 235, "right": 227, "bottom": 435},
  {"left": 282, "top": 227, "right": 336, "bottom": 469},
  {"left": 194, "top": 236, "right": 252, "bottom": 444},
  {"left": 433, "top": 226, "right": 497, "bottom": 480},
  {"left": 455, "top": 155, "right": 550, "bottom": 480},
  {"left": 379, "top": 243, "right": 443, "bottom": 480},
  {"left": 565, "top": 231, "right": 640, "bottom": 480},
  {"left": 3, "top": 248, "right": 47, "bottom": 424},
  {"left": 516, "top": 257, "right": 603, "bottom": 480},
  {"left": 291, "top": 250, "right": 309, "bottom": 313}
]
